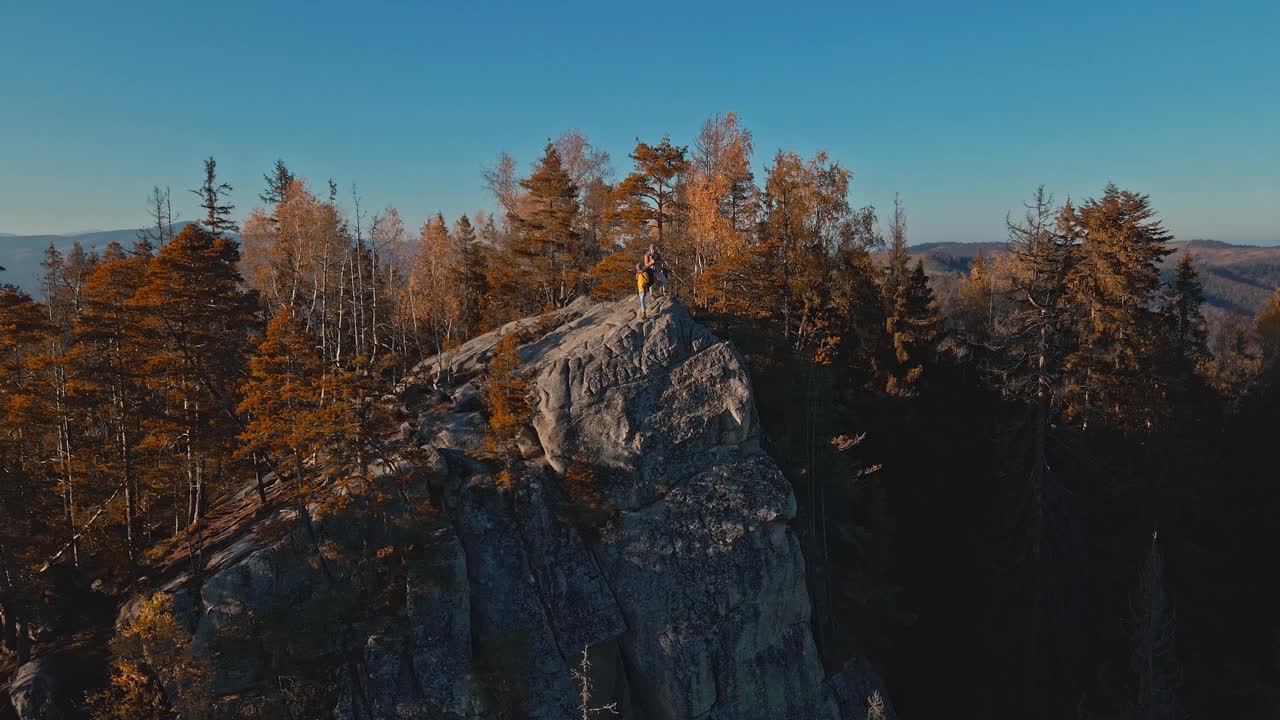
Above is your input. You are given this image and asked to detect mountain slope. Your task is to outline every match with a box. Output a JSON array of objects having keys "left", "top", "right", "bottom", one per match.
[
  {"left": 906, "top": 239, "right": 1280, "bottom": 322},
  {"left": 0, "top": 225, "right": 202, "bottom": 292}
]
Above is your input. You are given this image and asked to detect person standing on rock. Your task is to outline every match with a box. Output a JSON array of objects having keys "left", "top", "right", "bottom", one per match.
[
  {"left": 644, "top": 244, "right": 668, "bottom": 296},
  {"left": 636, "top": 263, "right": 652, "bottom": 318}
]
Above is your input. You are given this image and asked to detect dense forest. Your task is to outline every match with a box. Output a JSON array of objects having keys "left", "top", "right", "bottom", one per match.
[{"left": 3, "top": 112, "right": 1280, "bottom": 719}]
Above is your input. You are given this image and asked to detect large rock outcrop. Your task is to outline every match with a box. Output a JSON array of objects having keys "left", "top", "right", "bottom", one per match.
[{"left": 99, "top": 295, "right": 892, "bottom": 720}]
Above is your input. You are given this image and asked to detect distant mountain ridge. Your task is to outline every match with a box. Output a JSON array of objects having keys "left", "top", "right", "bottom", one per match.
[
  {"left": 0, "top": 223, "right": 204, "bottom": 293},
  {"left": 904, "top": 239, "right": 1280, "bottom": 323}
]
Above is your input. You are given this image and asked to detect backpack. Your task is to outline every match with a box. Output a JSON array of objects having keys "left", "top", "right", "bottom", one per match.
[{"left": 638, "top": 268, "right": 652, "bottom": 291}]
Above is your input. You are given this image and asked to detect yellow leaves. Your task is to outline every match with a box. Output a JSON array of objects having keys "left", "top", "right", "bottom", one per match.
[
  {"left": 485, "top": 333, "right": 531, "bottom": 453},
  {"left": 91, "top": 592, "right": 211, "bottom": 720}
]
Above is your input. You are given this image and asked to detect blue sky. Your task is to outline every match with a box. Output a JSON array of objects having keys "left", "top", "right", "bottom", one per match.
[{"left": 2, "top": 0, "right": 1277, "bottom": 244}]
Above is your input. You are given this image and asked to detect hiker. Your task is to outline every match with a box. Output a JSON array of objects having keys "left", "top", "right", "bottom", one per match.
[
  {"left": 636, "top": 263, "right": 652, "bottom": 318},
  {"left": 644, "top": 244, "right": 668, "bottom": 295}
]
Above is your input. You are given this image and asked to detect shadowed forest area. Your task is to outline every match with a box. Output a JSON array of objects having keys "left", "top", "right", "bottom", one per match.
[{"left": 3, "top": 112, "right": 1280, "bottom": 719}]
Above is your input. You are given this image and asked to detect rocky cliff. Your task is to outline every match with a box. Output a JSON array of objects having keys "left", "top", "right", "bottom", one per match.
[{"left": 13, "top": 296, "right": 892, "bottom": 719}]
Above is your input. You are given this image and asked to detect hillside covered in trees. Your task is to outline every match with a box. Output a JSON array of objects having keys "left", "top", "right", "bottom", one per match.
[{"left": 3, "top": 113, "right": 1280, "bottom": 719}]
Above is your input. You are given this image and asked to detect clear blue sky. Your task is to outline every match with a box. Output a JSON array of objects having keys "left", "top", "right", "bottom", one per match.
[{"left": 2, "top": 0, "right": 1277, "bottom": 244}]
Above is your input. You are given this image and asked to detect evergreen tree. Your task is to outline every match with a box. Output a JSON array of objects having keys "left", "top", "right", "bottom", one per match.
[
  {"left": 1063, "top": 184, "right": 1173, "bottom": 431},
  {"left": 998, "top": 188, "right": 1078, "bottom": 407},
  {"left": 483, "top": 332, "right": 531, "bottom": 492},
  {"left": 0, "top": 285, "right": 56, "bottom": 664},
  {"left": 260, "top": 158, "right": 296, "bottom": 211},
  {"left": 134, "top": 225, "right": 256, "bottom": 526},
  {"left": 191, "top": 157, "right": 239, "bottom": 236},
  {"left": 879, "top": 200, "right": 938, "bottom": 396},
  {"left": 514, "top": 143, "right": 583, "bottom": 309},
  {"left": 1158, "top": 252, "right": 1210, "bottom": 369},
  {"left": 1132, "top": 532, "right": 1183, "bottom": 720},
  {"left": 75, "top": 242, "right": 150, "bottom": 568},
  {"left": 1254, "top": 286, "right": 1280, "bottom": 367},
  {"left": 610, "top": 136, "right": 688, "bottom": 248},
  {"left": 453, "top": 214, "right": 488, "bottom": 334},
  {"left": 882, "top": 260, "right": 940, "bottom": 396},
  {"left": 881, "top": 195, "right": 912, "bottom": 304},
  {"left": 237, "top": 308, "right": 355, "bottom": 491}
]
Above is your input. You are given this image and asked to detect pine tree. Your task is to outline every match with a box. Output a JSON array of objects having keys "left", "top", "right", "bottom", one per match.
[
  {"left": 453, "top": 214, "right": 488, "bottom": 335},
  {"left": 237, "top": 307, "right": 354, "bottom": 491},
  {"left": 134, "top": 224, "right": 256, "bottom": 527},
  {"left": 260, "top": 158, "right": 296, "bottom": 211},
  {"left": 514, "top": 143, "right": 583, "bottom": 310},
  {"left": 483, "top": 333, "right": 531, "bottom": 492},
  {"left": 1254, "top": 286, "right": 1280, "bottom": 367},
  {"left": 610, "top": 137, "right": 688, "bottom": 249},
  {"left": 0, "top": 285, "right": 57, "bottom": 663},
  {"left": 879, "top": 200, "right": 938, "bottom": 396},
  {"left": 1064, "top": 184, "right": 1173, "bottom": 431},
  {"left": 1131, "top": 532, "right": 1183, "bottom": 720},
  {"left": 998, "top": 188, "right": 1078, "bottom": 407},
  {"left": 882, "top": 260, "right": 940, "bottom": 396},
  {"left": 191, "top": 156, "right": 239, "bottom": 236},
  {"left": 881, "top": 195, "right": 912, "bottom": 305},
  {"left": 36, "top": 242, "right": 96, "bottom": 565},
  {"left": 954, "top": 252, "right": 996, "bottom": 343},
  {"left": 1158, "top": 253, "right": 1209, "bottom": 369}
]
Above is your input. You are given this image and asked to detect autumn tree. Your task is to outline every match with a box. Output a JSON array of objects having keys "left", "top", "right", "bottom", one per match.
[
  {"left": 610, "top": 137, "right": 688, "bottom": 252},
  {"left": 75, "top": 242, "right": 151, "bottom": 568},
  {"left": 512, "top": 143, "right": 584, "bottom": 310},
  {"left": 952, "top": 252, "right": 997, "bottom": 343},
  {"left": 0, "top": 285, "right": 56, "bottom": 663},
  {"left": 555, "top": 130, "right": 615, "bottom": 257},
  {"left": 407, "top": 213, "right": 469, "bottom": 364},
  {"left": 135, "top": 224, "right": 257, "bottom": 527},
  {"left": 35, "top": 243, "right": 97, "bottom": 565},
  {"left": 89, "top": 593, "right": 211, "bottom": 720},
  {"left": 688, "top": 112, "right": 756, "bottom": 308},
  {"left": 1253, "top": 286, "right": 1280, "bottom": 367},
  {"left": 760, "top": 150, "right": 852, "bottom": 347},
  {"left": 483, "top": 333, "right": 531, "bottom": 492},
  {"left": 237, "top": 307, "right": 356, "bottom": 491},
  {"left": 826, "top": 206, "right": 887, "bottom": 374}
]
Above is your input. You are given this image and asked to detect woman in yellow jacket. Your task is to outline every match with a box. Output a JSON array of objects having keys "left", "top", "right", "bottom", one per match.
[{"left": 636, "top": 263, "right": 652, "bottom": 318}]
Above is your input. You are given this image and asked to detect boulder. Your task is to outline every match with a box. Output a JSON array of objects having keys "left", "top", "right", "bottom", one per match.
[
  {"left": 8, "top": 657, "right": 56, "bottom": 720},
  {"left": 451, "top": 381, "right": 483, "bottom": 412}
]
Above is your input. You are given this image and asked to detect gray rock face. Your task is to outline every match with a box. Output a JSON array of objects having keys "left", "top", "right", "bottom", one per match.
[
  {"left": 409, "top": 296, "right": 870, "bottom": 719},
  {"left": 102, "top": 296, "right": 887, "bottom": 720}
]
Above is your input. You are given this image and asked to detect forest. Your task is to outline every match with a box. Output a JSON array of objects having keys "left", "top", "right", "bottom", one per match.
[{"left": 3, "top": 111, "right": 1280, "bottom": 719}]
